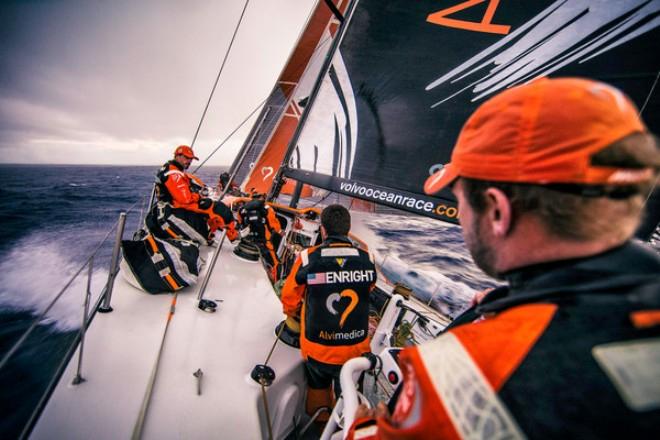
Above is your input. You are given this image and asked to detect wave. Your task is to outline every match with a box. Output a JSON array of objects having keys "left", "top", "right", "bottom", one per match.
[
  {"left": 354, "top": 212, "right": 499, "bottom": 317},
  {"left": 0, "top": 232, "right": 109, "bottom": 331}
]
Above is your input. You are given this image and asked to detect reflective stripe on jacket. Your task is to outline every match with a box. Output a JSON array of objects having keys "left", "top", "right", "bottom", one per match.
[
  {"left": 350, "top": 241, "right": 660, "bottom": 439},
  {"left": 156, "top": 160, "right": 200, "bottom": 208}
]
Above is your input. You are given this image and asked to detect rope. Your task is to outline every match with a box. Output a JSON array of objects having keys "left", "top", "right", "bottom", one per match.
[
  {"left": 639, "top": 71, "right": 659, "bottom": 221},
  {"left": 255, "top": 319, "right": 287, "bottom": 440},
  {"left": 264, "top": 320, "right": 286, "bottom": 365},
  {"left": 639, "top": 70, "right": 659, "bottom": 116},
  {"left": 192, "top": 1, "right": 329, "bottom": 176},
  {"left": 260, "top": 384, "right": 275, "bottom": 440},
  {"left": 190, "top": 0, "right": 251, "bottom": 149},
  {"left": 192, "top": 97, "right": 267, "bottom": 173},
  {"left": 131, "top": 292, "right": 179, "bottom": 440}
]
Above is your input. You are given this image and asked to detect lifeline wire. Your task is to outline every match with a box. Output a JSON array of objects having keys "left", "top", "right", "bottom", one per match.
[
  {"left": 189, "top": 0, "right": 251, "bottom": 149},
  {"left": 192, "top": 97, "right": 267, "bottom": 173},
  {"left": 193, "top": 1, "right": 321, "bottom": 175},
  {"left": 638, "top": 71, "right": 659, "bottom": 210}
]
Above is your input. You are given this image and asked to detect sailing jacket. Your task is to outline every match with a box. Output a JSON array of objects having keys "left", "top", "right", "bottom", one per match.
[
  {"left": 239, "top": 199, "right": 282, "bottom": 242},
  {"left": 156, "top": 160, "right": 201, "bottom": 209},
  {"left": 156, "top": 160, "right": 238, "bottom": 241},
  {"left": 350, "top": 241, "right": 660, "bottom": 439},
  {"left": 281, "top": 236, "right": 377, "bottom": 365}
]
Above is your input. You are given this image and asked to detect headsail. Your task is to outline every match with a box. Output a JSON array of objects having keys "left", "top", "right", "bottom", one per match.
[
  {"left": 280, "top": 0, "right": 659, "bottom": 222},
  {"left": 230, "top": 0, "right": 351, "bottom": 196}
]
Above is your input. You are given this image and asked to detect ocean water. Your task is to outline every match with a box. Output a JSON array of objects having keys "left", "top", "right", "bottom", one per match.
[
  {"left": 0, "top": 164, "right": 227, "bottom": 438},
  {"left": 0, "top": 164, "right": 492, "bottom": 438}
]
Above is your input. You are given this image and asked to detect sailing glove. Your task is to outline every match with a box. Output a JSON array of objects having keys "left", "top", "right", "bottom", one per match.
[{"left": 198, "top": 198, "right": 213, "bottom": 210}]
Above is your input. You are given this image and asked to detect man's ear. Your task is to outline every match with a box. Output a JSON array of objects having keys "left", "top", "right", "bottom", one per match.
[
  {"left": 320, "top": 225, "right": 327, "bottom": 239},
  {"left": 484, "top": 187, "right": 513, "bottom": 237}
]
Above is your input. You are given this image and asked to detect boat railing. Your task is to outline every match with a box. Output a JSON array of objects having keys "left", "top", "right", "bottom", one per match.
[{"left": 0, "top": 197, "right": 146, "bottom": 438}]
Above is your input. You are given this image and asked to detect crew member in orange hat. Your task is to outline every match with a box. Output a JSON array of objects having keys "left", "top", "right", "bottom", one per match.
[
  {"left": 349, "top": 78, "right": 660, "bottom": 439},
  {"left": 154, "top": 145, "right": 238, "bottom": 242}
]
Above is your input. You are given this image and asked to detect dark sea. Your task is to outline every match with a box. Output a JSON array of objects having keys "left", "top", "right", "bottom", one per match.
[{"left": 0, "top": 164, "right": 227, "bottom": 438}]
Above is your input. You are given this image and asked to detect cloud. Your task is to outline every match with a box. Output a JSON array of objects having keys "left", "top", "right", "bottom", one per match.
[{"left": 0, "top": 0, "right": 316, "bottom": 165}]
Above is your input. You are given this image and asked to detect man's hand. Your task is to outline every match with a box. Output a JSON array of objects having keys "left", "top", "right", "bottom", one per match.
[
  {"left": 198, "top": 198, "right": 213, "bottom": 210},
  {"left": 470, "top": 287, "right": 494, "bottom": 306},
  {"left": 355, "top": 402, "right": 390, "bottom": 421}
]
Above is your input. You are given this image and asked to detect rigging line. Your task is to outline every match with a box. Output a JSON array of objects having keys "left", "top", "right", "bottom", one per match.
[
  {"left": 264, "top": 322, "right": 286, "bottom": 365},
  {"left": 131, "top": 291, "right": 180, "bottom": 440},
  {"left": 189, "top": 0, "right": 251, "bottom": 149},
  {"left": 260, "top": 384, "right": 275, "bottom": 440},
  {"left": 192, "top": 97, "right": 267, "bottom": 173},
  {"left": 323, "top": 0, "right": 345, "bottom": 23},
  {"left": 639, "top": 70, "right": 659, "bottom": 116},
  {"left": 638, "top": 70, "right": 659, "bottom": 210},
  {"left": 201, "top": 5, "right": 332, "bottom": 176},
  {"left": 258, "top": 322, "right": 286, "bottom": 439}
]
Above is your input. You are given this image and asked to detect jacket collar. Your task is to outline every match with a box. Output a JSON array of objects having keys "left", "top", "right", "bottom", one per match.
[
  {"left": 168, "top": 159, "right": 184, "bottom": 171},
  {"left": 476, "top": 241, "right": 660, "bottom": 314},
  {"left": 323, "top": 235, "right": 353, "bottom": 246}
]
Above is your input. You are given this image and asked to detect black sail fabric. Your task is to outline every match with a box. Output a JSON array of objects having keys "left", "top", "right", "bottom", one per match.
[{"left": 284, "top": 0, "right": 659, "bottom": 223}]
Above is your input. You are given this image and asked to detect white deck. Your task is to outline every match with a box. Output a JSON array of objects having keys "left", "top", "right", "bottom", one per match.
[{"left": 31, "top": 241, "right": 305, "bottom": 439}]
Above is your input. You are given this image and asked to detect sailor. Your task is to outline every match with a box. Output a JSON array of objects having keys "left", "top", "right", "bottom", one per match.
[
  {"left": 281, "top": 204, "right": 377, "bottom": 424},
  {"left": 217, "top": 171, "right": 241, "bottom": 196},
  {"left": 155, "top": 145, "right": 238, "bottom": 242},
  {"left": 349, "top": 78, "right": 660, "bottom": 439},
  {"left": 237, "top": 194, "right": 283, "bottom": 278}
]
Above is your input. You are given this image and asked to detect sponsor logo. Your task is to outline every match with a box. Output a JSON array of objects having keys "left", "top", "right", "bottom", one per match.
[
  {"left": 308, "top": 270, "right": 375, "bottom": 285},
  {"left": 434, "top": 204, "right": 459, "bottom": 218},
  {"left": 427, "top": 0, "right": 511, "bottom": 35},
  {"left": 318, "top": 329, "right": 366, "bottom": 341},
  {"left": 261, "top": 166, "right": 274, "bottom": 180},
  {"left": 326, "top": 289, "right": 359, "bottom": 328},
  {"left": 335, "top": 257, "right": 346, "bottom": 268},
  {"left": 339, "top": 181, "right": 459, "bottom": 219}
]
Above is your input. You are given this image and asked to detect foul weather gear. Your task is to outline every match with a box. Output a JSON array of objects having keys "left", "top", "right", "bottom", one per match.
[
  {"left": 349, "top": 241, "right": 660, "bottom": 439},
  {"left": 238, "top": 199, "right": 283, "bottom": 276},
  {"left": 155, "top": 160, "right": 238, "bottom": 242},
  {"left": 281, "top": 235, "right": 376, "bottom": 366}
]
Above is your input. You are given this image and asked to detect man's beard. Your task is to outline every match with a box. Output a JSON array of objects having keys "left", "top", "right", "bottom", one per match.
[{"left": 466, "top": 214, "right": 501, "bottom": 279}]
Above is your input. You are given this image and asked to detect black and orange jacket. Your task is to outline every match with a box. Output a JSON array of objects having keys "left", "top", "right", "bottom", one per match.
[
  {"left": 239, "top": 199, "right": 282, "bottom": 240},
  {"left": 156, "top": 160, "right": 201, "bottom": 209},
  {"left": 281, "top": 236, "right": 376, "bottom": 366},
  {"left": 350, "top": 241, "right": 660, "bottom": 439},
  {"left": 156, "top": 161, "right": 237, "bottom": 239}
]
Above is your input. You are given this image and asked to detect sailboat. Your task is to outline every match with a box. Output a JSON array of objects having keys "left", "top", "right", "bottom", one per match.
[{"left": 6, "top": 0, "right": 658, "bottom": 439}]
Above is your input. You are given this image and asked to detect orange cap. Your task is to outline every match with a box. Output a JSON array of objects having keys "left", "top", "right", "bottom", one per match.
[
  {"left": 424, "top": 77, "right": 650, "bottom": 195},
  {"left": 174, "top": 145, "right": 199, "bottom": 160}
]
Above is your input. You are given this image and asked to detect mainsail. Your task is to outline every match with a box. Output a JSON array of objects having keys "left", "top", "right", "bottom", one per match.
[
  {"left": 278, "top": 0, "right": 659, "bottom": 222},
  {"left": 230, "top": 0, "right": 351, "bottom": 196}
]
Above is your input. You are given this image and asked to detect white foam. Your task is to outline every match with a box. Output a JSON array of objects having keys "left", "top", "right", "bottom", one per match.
[
  {"left": 351, "top": 212, "right": 479, "bottom": 316},
  {"left": 0, "top": 233, "right": 109, "bottom": 331}
]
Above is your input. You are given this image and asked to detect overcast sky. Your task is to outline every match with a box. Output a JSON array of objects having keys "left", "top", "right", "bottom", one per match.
[{"left": 0, "top": 0, "right": 317, "bottom": 166}]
